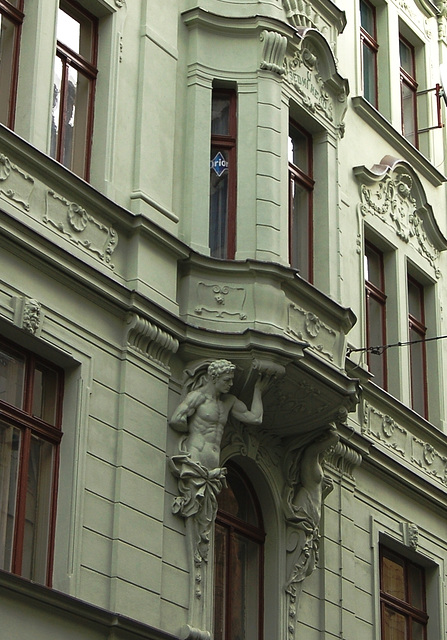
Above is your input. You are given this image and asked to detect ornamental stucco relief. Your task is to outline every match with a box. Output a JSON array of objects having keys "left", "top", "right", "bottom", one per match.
[
  {"left": 260, "top": 30, "right": 287, "bottom": 75},
  {"left": 195, "top": 282, "right": 247, "bottom": 319},
  {"left": 0, "top": 153, "right": 34, "bottom": 211},
  {"left": 287, "top": 304, "right": 336, "bottom": 362},
  {"left": 44, "top": 190, "right": 118, "bottom": 268}
]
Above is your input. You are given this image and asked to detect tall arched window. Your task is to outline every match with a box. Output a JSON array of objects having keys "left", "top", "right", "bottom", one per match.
[{"left": 214, "top": 462, "right": 265, "bottom": 640}]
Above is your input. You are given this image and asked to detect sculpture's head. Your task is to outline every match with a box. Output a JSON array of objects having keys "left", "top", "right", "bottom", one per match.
[{"left": 207, "top": 359, "right": 236, "bottom": 393}]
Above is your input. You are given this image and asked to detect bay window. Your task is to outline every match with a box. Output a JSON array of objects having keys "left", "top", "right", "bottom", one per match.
[
  {"left": 51, "top": 0, "right": 98, "bottom": 180},
  {"left": 288, "top": 120, "right": 313, "bottom": 281},
  {"left": 209, "top": 89, "right": 237, "bottom": 259},
  {"left": 0, "top": 0, "right": 24, "bottom": 129},
  {"left": 0, "top": 338, "right": 63, "bottom": 586}
]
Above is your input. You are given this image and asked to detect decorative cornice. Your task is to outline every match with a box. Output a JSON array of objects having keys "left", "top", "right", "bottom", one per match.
[{"left": 125, "top": 313, "right": 179, "bottom": 370}]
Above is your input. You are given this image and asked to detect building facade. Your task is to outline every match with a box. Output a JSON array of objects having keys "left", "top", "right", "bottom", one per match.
[{"left": 0, "top": 0, "right": 446, "bottom": 639}]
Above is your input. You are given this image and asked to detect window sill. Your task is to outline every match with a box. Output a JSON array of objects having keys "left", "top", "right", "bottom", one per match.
[{"left": 351, "top": 96, "right": 446, "bottom": 187}]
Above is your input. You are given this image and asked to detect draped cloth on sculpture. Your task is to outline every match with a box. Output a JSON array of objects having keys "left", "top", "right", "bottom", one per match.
[{"left": 169, "top": 449, "right": 227, "bottom": 563}]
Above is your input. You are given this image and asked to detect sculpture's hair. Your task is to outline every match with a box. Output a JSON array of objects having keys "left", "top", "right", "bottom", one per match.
[{"left": 207, "top": 359, "right": 236, "bottom": 380}]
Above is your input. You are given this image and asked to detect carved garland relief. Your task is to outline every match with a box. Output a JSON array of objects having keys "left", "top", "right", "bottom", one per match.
[{"left": 0, "top": 153, "right": 34, "bottom": 211}]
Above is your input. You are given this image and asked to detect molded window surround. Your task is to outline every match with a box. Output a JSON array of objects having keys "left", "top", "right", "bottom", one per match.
[
  {"left": 0, "top": 0, "right": 24, "bottom": 129},
  {"left": 0, "top": 336, "right": 63, "bottom": 586}
]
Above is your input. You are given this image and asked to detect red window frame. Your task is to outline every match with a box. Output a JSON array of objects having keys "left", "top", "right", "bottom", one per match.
[
  {"left": 214, "top": 463, "right": 265, "bottom": 640},
  {"left": 288, "top": 120, "right": 314, "bottom": 282},
  {"left": 360, "top": 0, "right": 379, "bottom": 108},
  {"left": 400, "top": 36, "right": 418, "bottom": 148},
  {"left": 0, "top": 0, "right": 25, "bottom": 129},
  {"left": 0, "top": 337, "right": 63, "bottom": 586},
  {"left": 365, "top": 242, "right": 387, "bottom": 388},
  {"left": 408, "top": 276, "right": 428, "bottom": 418},
  {"left": 209, "top": 89, "right": 237, "bottom": 260},
  {"left": 51, "top": 0, "right": 98, "bottom": 181},
  {"left": 380, "top": 546, "right": 428, "bottom": 640}
]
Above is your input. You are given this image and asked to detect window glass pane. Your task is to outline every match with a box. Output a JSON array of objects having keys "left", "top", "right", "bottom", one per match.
[
  {"left": 32, "top": 364, "right": 59, "bottom": 425},
  {"left": 218, "top": 467, "right": 259, "bottom": 526},
  {"left": 382, "top": 555, "right": 406, "bottom": 600},
  {"left": 366, "top": 296, "right": 385, "bottom": 384},
  {"left": 402, "top": 82, "right": 417, "bottom": 146},
  {"left": 0, "top": 347, "right": 25, "bottom": 409},
  {"left": 212, "top": 96, "right": 230, "bottom": 136},
  {"left": 21, "top": 436, "right": 54, "bottom": 583},
  {"left": 363, "top": 44, "right": 376, "bottom": 104},
  {"left": 57, "top": 2, "right": 93, "bottom": 60},
  {"left": 409, "top": 327, "right": 425, "bottom": 415},
  {"left": 412, "top": 620, "right": 425, "bottom": 640},
  {"left": 0, "top": 423, "right": 20, "bottom": 572},
  {"left": 214, "top": 524, "right": 228, "bottom": 640},
  {"left": 230, "top": 534, "right": 260, "bottom": 640},
  {"left": 399, "top": 39, "right": 413, "bottom": 76},
  {"left": 290, "top": 177, "right": 311, "bottom": 279},
  {"left": 365, "top": 246, "right": 382, "bottom": 288},
  {"left": 288, "top": 125, "right": 309, "bottom": 174},
  {"left": 360, "top": 0, "right": 375, "bottom": 35},
  {"left": 57, "top": 7, "right": 80, "bottom": 52},
  {"left": 383, "top": 607, "right": 407, "bottom": 640},
  {"left": 408, "top": 563, "right": 424, "bottom": 609},
  {"left": 0, "top": 12, "right": 16, "bottom": 125},
  {"left": 408, "top": 280, "right": 423, "bottom": 320},
  {"left": 210, "top": 147, "right": 229, "bottom": 259},
  {"left": 51, "top": 56, "right": 63, "bottom": 160}
]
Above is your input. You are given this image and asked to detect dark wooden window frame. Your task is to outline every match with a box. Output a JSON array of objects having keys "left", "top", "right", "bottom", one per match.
[
  {"left": 0, "top": 0, "right": 25, "bottom": 129},
  {"left": 0, "top": 337, "right": 64, "bottom": 586},
  {"left": 214, "top": 462, "right": 265, "bottom": 640},
  {"left": 209, "top": 88, "right": 237, "bottom": 260},
  {"left": 399, "top": 35, "right": 419, "bottom": 148},
  {"left": 408, "top": 275, "right": 428, "bottom": 418},
  {"left": 365, "top": 242, "right": 388, "bottom": 389},
  {"left": 360, "top": 0, "right": 379, "bottom": 108},
  {"left": 53, "top": 0, "right": 98, "bottom": 181},
  {"left": 288, "top": 119, "right": 314, "bottom": 282},
  {"left": 380, "top": 546, "right": 428, "bottom": 639}
]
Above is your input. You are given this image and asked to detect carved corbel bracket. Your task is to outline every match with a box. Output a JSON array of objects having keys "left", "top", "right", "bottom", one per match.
[
  {"left": 125, "top": 313, "right": 179, "bottom": 370},
  {"left": 324, "top": 439, "right": 362, "bottom": 479},
  {"left": 260, "top": 30, "right": 288, "bottom": 75}
]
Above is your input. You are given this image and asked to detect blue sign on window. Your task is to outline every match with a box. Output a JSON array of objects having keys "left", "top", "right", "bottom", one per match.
[{"left": 210, "top": 151, "right": 228, "bottom": 177}]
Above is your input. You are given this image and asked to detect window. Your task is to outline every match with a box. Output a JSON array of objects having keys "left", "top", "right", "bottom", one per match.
[
  {"left": 214, "top": 463, "right": 264, "bottom": 640},
  {"left": 408, "top": 277, "right": 428, "bottom": 418},
  {"left": 380, "top": 546, "right": 428, "bottom": 639},
  {"left": 51, "top": 0, "right": 98, "bottom": 180},
  {"left": 360, "top": 0, "right": 379, "bottom": 107},
  {"left": 288, "top": 121, "right": 314, "bottom": 281},
  {"left": 400, "top": 36, "right": 418, "bottom": 148},
  {"left": 364, "top": 242, "right": 387, "bottom": 388},
  {"left": 209, "top": 89, "right": 237, "bottom": 259},
  {"left": 0, "top": 338, "right": 63, "bottom": 586},
  {"left": 0, "top": 0, "right": 24, "bottom": 129}
]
